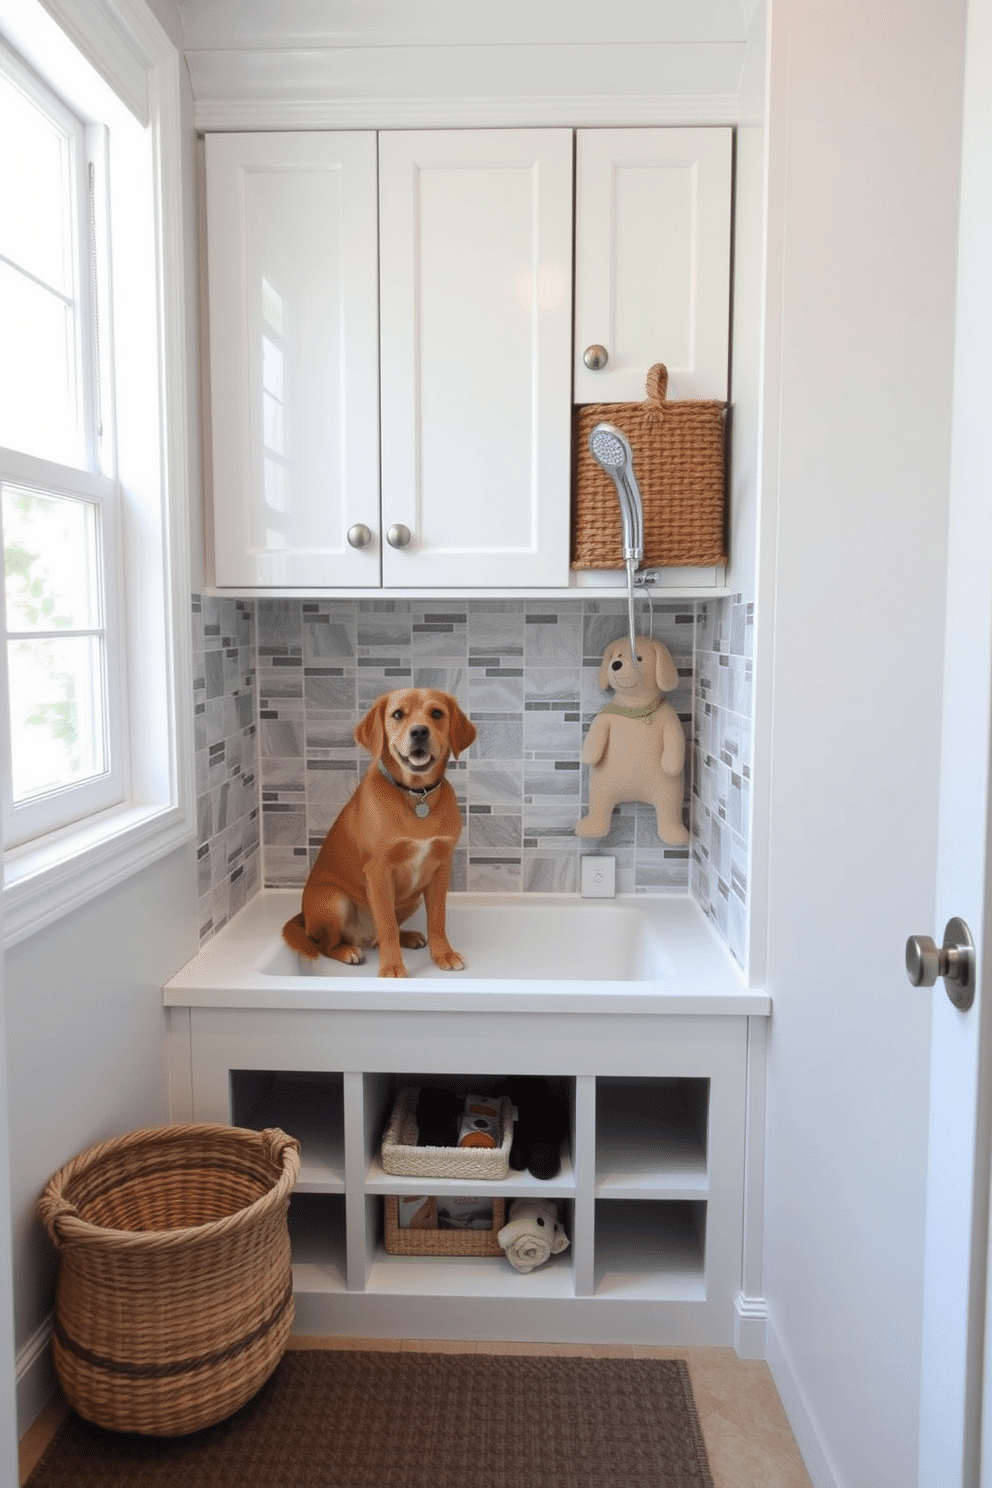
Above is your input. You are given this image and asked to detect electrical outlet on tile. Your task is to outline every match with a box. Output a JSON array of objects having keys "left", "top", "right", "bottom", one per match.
[{"left": 580, "top": 856, "right": 616, "bottom": 898}]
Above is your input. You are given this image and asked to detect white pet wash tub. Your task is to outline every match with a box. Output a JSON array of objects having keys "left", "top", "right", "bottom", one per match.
[{"left": 165, "top": 890, "right": 765, "bottom": 1014}]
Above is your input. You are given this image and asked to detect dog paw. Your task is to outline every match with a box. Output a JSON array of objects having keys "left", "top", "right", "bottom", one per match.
[
  {"left": 431, "top": 946, "right": 466, "bottom": 972},
  {"left": 332, "top": 944, "right": 366, "bottom": 965},
  {"left": 378, "top": 962, "right": 408, "bottom": 979},
  {"left": 400, "top": 930, "right": 427, "bottom": 949}
]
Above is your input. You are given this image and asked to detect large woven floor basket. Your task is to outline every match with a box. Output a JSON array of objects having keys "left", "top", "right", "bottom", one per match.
[{"left": 37, "top": 1123, "right": 300, "bottom": 1436}]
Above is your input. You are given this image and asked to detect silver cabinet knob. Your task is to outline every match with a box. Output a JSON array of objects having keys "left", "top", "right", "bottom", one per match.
[
  {"left": 386, "top": 523, "right": 412, "bottom": 549},
  {"left": 905, "top": 917, "right": 975, "bottom": 1010},
  {"left": 583, "top": 344, "right": 609, "bottom": 371},
  {"left": 347, "top": 523, "right": 372, "bottom": 550}
]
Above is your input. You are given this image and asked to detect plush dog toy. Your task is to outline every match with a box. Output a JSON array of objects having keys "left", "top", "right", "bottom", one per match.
[
  {"left": 497, "top": 1198, "right": 570, "bottom": 1274},
  {"left": 575, "top": 634, "right": 689, "bottom": 846}
]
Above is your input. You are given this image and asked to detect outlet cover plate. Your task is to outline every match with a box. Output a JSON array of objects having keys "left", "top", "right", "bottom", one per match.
[{"left": 581, "top": 855, "right": 616, "bottom": 898}]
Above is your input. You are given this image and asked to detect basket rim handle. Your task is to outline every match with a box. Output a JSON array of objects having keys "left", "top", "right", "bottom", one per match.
[{"left": 645, "top": 362, "right": 669, "bottom": 405}]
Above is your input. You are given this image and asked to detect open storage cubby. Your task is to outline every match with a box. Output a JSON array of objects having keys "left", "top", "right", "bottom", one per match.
[
  {"left": 595, "top": 1077, "right": 709, "bottom": 1197},
  {"left": 169, "top": 963, "right": 768, "bottom": 1344},
  {"left": 592, "top": 1079, "right": 710, "bottom": 1300},
  {"left": 362, "top": 1074, "right": 577, "bottom": 1299},
  {"left": 202, "top": 1060, "right": 745, "bottom": 1340},
  {"left": 231, "top": 1070, "right": 346, "bottom": 1193}
]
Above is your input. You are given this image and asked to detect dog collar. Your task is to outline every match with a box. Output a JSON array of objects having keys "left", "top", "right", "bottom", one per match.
[
  {"left": 376, "top": 758, "right": 443, "bottom": 817},
  {"left": 599, "top": 698, "right": 662, "bottom": 721}
]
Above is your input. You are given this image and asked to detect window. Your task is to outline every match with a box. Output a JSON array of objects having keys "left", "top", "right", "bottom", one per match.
[
  {"left": 0, "top": 0, "right": 194, "bottom": 946},
  {"left": 0, "top": 48, "right": 126, "bottom": 847}
]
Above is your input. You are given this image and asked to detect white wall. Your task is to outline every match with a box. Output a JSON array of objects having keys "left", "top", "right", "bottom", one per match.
[
  {"left": 756, "top": 1, "right": 966, "bottom": 1483},
  {"left": 5, "top": 843, "right": 198, "bottom": 1428},
  {"left": 2, "top": 0, "right": 203, "bottom": 1437}
]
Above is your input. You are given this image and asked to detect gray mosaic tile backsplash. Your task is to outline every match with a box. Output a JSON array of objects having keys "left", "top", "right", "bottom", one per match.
[
  {"left": 192, "top": 594, "right": 261, "bottom": 942},
  {"left": 691, "top": 595, "right": 753, "bottom": 966},
  {"left": 192, "top": 592, "right": 753, "bottom": 968}
]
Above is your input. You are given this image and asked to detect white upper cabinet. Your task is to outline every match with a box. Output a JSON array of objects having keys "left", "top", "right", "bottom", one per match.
[
  {"left": 205, "top": 132, "right": 380, "bottom": 588},
  {"left": 378, "top": 130, "right": 573, "bottom": 588},
  {"left": 573, "top": 128, "right": 732, "bottom": 404},
  {"left": 203, "top": 126, "right": 732, "bottom": 592}
]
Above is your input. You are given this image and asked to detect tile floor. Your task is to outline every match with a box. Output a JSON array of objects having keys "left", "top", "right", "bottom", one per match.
[{"left": 19, "top": 1339, "right": 812, "bottom": 1488}]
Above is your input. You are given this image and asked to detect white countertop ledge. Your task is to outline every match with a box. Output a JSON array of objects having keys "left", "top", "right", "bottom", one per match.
[{"left": 165, "top": 890, "right": 770, "bottom": 1016}]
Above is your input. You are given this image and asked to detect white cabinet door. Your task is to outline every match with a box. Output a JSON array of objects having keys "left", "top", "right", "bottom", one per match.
[
  {"left": 205, "top": 132, "right": 380, "bottom": 588},
  {"left": 573, "top": 128, "right": 732, "bottom": 404},
  {"left": 378, "top": 130, "right": 574, "bottom": 588}
]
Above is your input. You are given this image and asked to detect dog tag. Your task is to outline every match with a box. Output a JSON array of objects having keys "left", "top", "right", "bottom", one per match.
[{"left": 414, "top": 800, "right": 430, "bottom": 818}]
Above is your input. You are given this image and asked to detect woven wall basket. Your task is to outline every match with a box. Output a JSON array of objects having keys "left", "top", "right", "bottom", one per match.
[
  {"left": 572, "top": 362, "right": 727, "bottom": 569},
  {"left": 37, "top": 1123, "right": 301, "bottom": 1436}
]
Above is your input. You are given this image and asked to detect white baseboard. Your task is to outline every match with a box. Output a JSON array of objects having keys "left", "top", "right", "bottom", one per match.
[
  {"left": 734, "top": 1291, "right": 768, "bottom": 1359},
  {"left": 765, "top": 1313, "right": 843, "bottom": 1488},
  {"left": 16, "top": 1316, "right": 56, "bottom": 1439}
]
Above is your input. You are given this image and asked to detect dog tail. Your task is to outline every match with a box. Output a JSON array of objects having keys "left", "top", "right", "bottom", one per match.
[{"left": 282, "top": 912, "right": 321, "bottom": 960}]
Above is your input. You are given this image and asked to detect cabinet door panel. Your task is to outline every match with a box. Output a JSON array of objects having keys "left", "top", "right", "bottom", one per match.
[
  {"left": 206, "top": 132, "right": 380, "bottom": 587},
  {"left": 379, "top": 130, "right": 573, "bottom": 587},
  {"left": 574, "top": 128, "right": 732, "bottom": 404}
]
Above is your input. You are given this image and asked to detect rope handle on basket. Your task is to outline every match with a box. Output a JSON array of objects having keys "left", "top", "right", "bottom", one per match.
[
  {"left": 260, "top": 1127, "right": 301, "bottom": 1171},
  {"left": 641, "top": 363, "right": 669, "bottom": 430},
  {"left": 37, "top": 1193, "right": 78, "bottom": 1246}
]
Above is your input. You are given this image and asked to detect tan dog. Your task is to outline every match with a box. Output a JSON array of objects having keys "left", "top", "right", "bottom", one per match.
[
  {"left": 575, "top": 635, "right": 689, "bottom": 846},
  {"left": 283, "top": 689, "right": 476, "bottom": 978}
]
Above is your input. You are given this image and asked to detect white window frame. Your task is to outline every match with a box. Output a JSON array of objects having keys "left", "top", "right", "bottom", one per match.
[
  {"left": 0, "top": 460, "right": 128, "bottom": 845},
  {"left": 0, "top": 0, "right": 194, "bottom": 948}
]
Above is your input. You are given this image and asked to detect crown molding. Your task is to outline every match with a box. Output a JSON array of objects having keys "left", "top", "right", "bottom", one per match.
[
  {"left": 185, "top": 39, "right": 747, "bottom": 130},
  {"left": 193, "top": 93, "right": 743, "bottom": 132}
]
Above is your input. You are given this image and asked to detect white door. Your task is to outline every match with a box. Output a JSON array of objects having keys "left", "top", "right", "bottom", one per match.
[
  {"left": 205, "top": 132, "right": 381, "bottom": 588},
  {"left": 378, "top": 129, "right": 574, "bottom": 588},
  {"left": 573, "top": 128, "right": 732, "bottom": 405},
  {"left": 917, "top": 2, "right": 992, "bottom": 1481}
]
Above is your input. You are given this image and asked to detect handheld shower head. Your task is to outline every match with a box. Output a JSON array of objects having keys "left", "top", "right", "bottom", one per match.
[
  {"left": 589, "top": 421, "right": 646, "bottom": 680},
  {"left": 588, "top": 422, "right": 644, "bottom": 563}
]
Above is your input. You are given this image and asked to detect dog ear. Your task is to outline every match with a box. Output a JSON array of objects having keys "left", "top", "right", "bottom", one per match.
[
  {"left": 652, "top": 640, "right": 680, "bottom": 694},
  {"left": 447, "top": 700, "right": 477, "bottom": 759},
  {"left": 354, "top": 696, "right": 387, "bottom": 757},
  {"left": 598, "top": 641, "right": 620, "bottom": 690}
]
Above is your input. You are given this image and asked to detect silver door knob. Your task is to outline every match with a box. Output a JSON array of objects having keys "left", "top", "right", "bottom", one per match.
[
  {"left": 583, "top": 344, "right": 609, "bottom": 371},
  {"left": 347, "top": 523, "right": 372, "bottom": 550},
  {"left": 386, "top": 523, "right": 411, "bottom": 549},
  {"left": 905, "top": 917, "right": 975, "bottom": 1010}
]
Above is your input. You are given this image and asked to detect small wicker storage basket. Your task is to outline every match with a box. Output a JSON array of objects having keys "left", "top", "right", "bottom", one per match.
[
  {"left": 572, "top": 362, "right": 727, "bottom": 569},
  {"left": 383, "top": 1196, "right": 507, "bottom": 1257},
  {"left": 37, "top": 1123, "right": 300, "bottom": 1436},
  {"left": 380, "top": 1087, "right": 514, "bottom": 1181}
]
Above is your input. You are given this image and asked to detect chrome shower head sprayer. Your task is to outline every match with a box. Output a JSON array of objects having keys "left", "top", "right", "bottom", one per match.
[
  {"left": 589, "top": 421, "right": 645, "bottom": 677},
  {"left": 588, "top": 423, "right": 644, "bottom": 563}
]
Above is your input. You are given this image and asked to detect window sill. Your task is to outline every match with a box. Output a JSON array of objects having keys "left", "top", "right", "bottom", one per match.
[{"left": 3, "top": 801, "right": 194, "bottom": 949}]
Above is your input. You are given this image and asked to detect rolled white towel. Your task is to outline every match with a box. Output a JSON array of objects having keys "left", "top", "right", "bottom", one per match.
[{"left": 497, "top": 1198, "right": 570, "bottom": 1274}]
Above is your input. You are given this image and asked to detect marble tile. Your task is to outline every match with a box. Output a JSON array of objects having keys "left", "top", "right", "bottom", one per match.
[{"left": 192, "top": 595, "right": 757, "bottom": 963}]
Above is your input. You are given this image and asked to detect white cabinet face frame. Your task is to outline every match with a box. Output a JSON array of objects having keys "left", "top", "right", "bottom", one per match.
[
  {"left": 205, "top": 131, "right": 381, "bottom": 588},
  {"left": 378, "top": 129, "right": 575, "bottom": 588},
  {"left": 573, "top": 128, "right": 733, "bottom": 405}
]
